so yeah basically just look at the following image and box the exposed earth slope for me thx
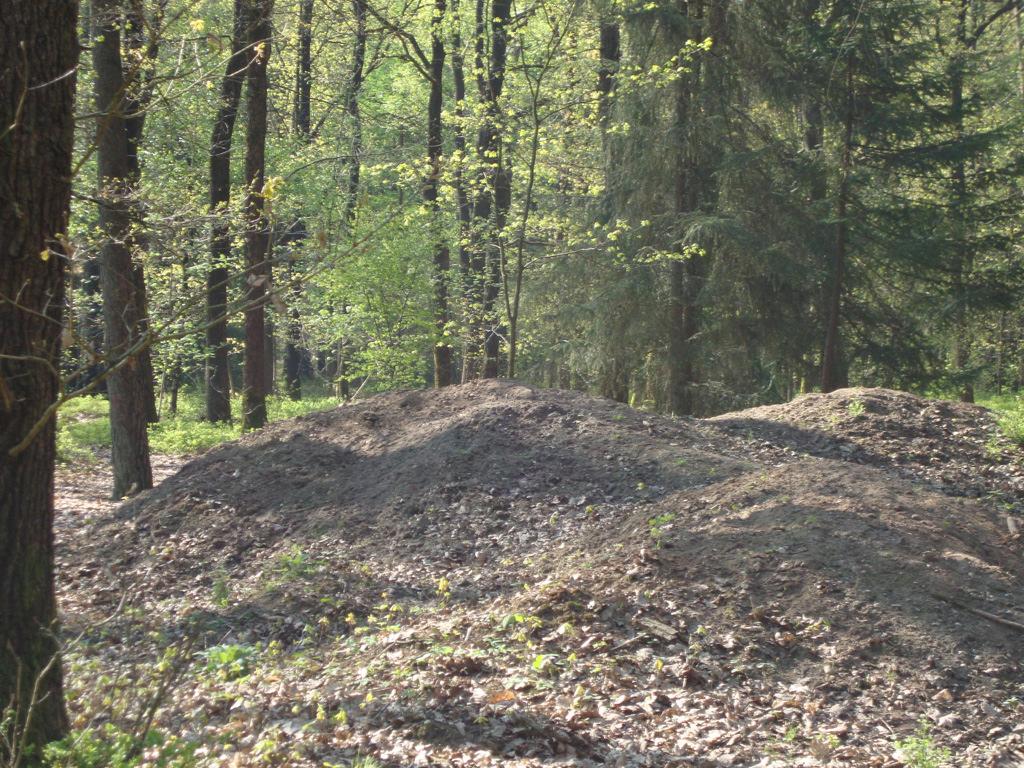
[57,382,1024,767]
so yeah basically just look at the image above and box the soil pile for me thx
[60,381,1024,767]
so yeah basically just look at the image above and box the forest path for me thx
[53,382,1024,767]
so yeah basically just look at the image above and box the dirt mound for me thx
[70,381,1024,766]
[712,387,1024,505]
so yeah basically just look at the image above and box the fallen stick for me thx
[932,592,1024,633]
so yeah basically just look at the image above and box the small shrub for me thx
[648,512,676,546]
[200,643,256,681]
[893,721,951,768]
[274,545,321,580]
[43,724,196,768]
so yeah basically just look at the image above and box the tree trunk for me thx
[344,0,367,229]
[821,58,854,393]
[450,0,474,380]
[124,0,163,425]
[294,0,313,137]
[668,1,697,416]
[94,0,154,498]
[427,0,454,386]
[284,0,314,401]
[283,220,307,401]
[0,0,77,757]
[951,0,974,403]
[466,0,511,381]
[207,0,250,423]
[242,0,274,431]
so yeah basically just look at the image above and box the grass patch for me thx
[977,393,1024,446]
[56,388,343,462]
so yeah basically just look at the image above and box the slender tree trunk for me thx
[94,0,154,498]
[427,0,454,386]
[951,0,974,403]
[0,0,77,756]
[465,0,512,380]
[284,0,313,400]
[821,59,854,393]
[124,0,163,425]
[481,0,512,379]
[597,20,627,401]
[242,0,274,430]
[668,1,696,415]
[294,0,313,136]
[450,0,474,380]
[206,0,249,423]
[283,220,306,401]
[344,0,367,229]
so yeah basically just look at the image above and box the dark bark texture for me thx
[94,0,154,497]
[0,0,78,758]
[427,0,454,386]
[242,0,274,431]
[206,0,250,423]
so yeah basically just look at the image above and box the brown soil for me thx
[56,382,1024,767]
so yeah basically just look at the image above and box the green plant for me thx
[274,545,321,580]
[847,398,866,417]
[648,512,676,546]
[199,644,256,681]
[211,570,231,607]
[893,721,951,768]
[43,724,196,768]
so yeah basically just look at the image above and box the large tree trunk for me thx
[94,0,154,497]
[206,0,250,423]
[0,0,78,757]
[427,0,454,386]
[242,0,274,431]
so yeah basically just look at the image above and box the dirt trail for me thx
[56,382,1024,767]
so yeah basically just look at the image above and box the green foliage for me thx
[648,512,676,546]
[979,394,1024,446]
[893,721,951,768]
[274,545,322,581]
[56,390,340,462]
[200,644,256,681]
[43,724,196,768]
[211,569,231,607]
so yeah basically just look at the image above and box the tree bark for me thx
[950,0,974,403]
[464,0,511,381]
[668,0,698,416]
[427,0,455,386]
[449,0,474,382]
[242,0,274,431]
[344,0,367,229]
[284,0,314,401]
[206,0,250,423]
[124,0,163,424]
[821,58,854,394]
[94,0,154,498]
[0,0,77,757]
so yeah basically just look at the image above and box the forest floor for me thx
[54,382,1024,767]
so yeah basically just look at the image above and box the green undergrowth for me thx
[977,393,1024,447]
[57,387,342,462]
